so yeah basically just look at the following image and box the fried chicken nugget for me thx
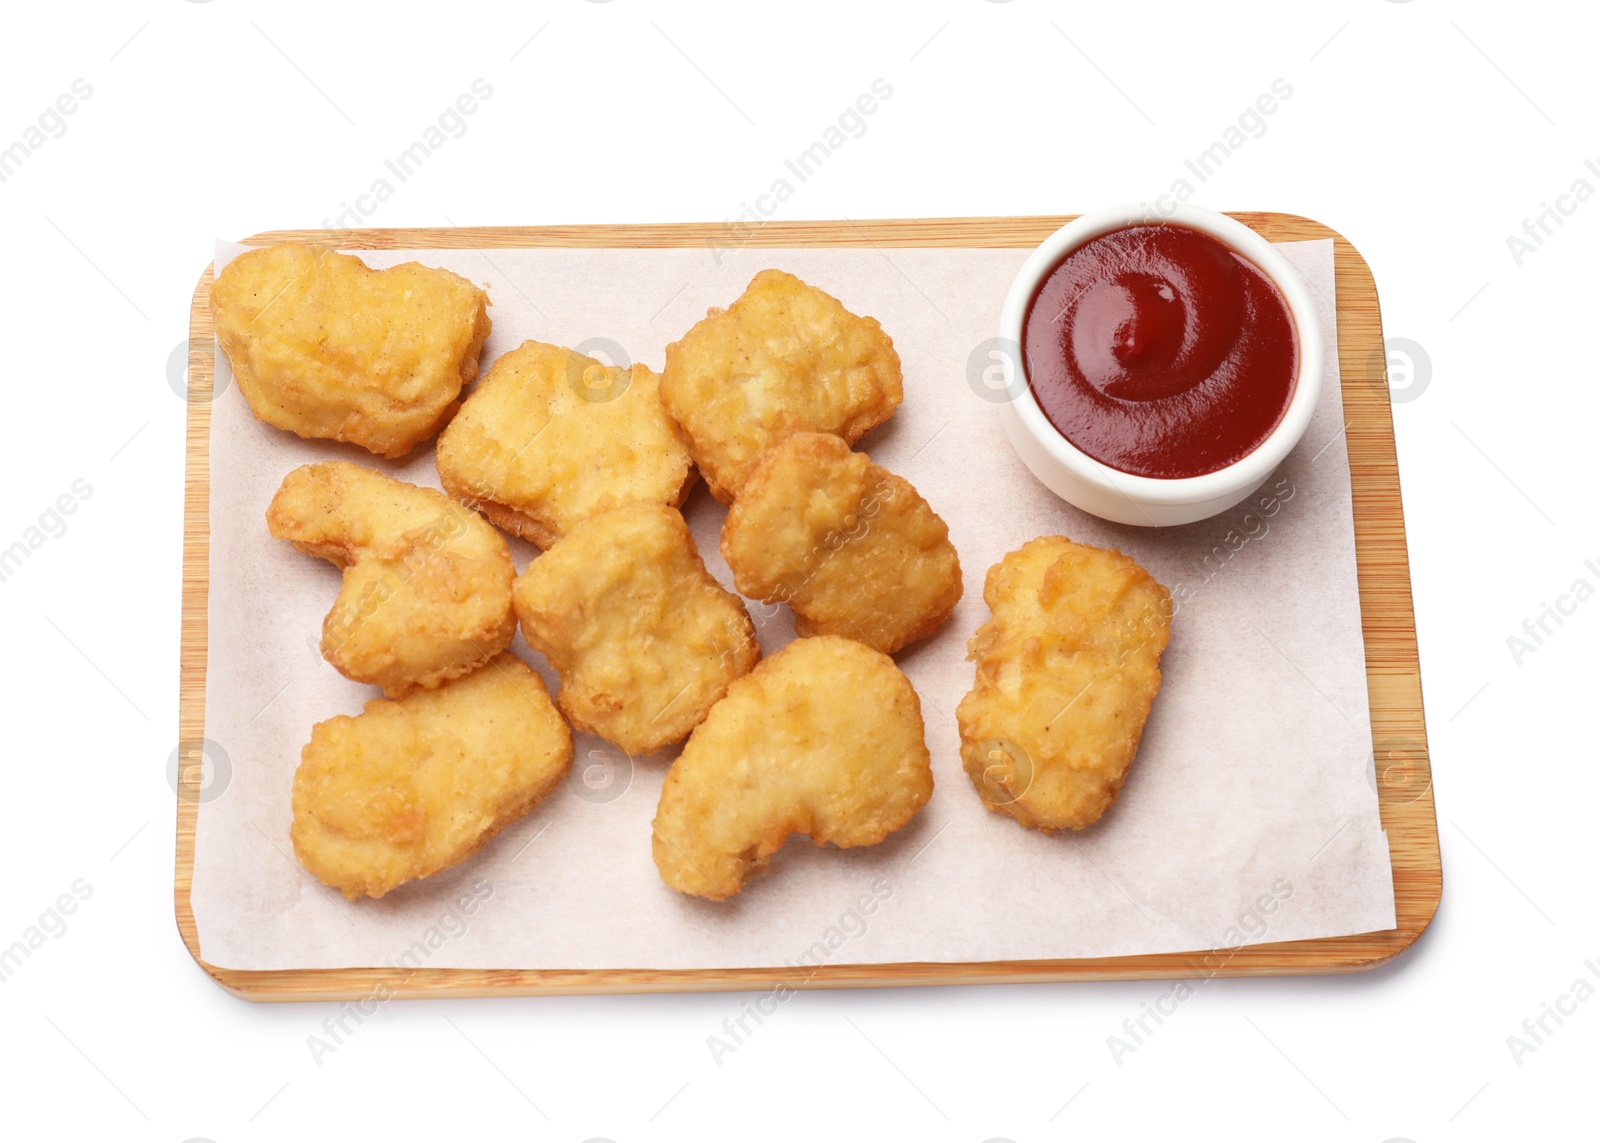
[721,432,961,654]
[267,461,516,698]
[292,654,572,899]
[212,243,491,458]
[659,269,903,503]
[436,340,695,548]
[652,636,933,900]
[956,538,1171,832]
[513,502,760,754]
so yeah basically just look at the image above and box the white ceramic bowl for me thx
[995,202,1323,527]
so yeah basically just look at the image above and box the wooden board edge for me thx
[240,216,1109,250]
[1314,217,1443,954]
[180,215,1440,1000]
[200,948,1412,1003]
[176,263,214,976]
[192,917,1423,1001]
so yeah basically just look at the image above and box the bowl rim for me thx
[997,202,1325,509]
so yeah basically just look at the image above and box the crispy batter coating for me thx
[292,654,572,899]
[652,635,933,900]
[659,269,903,503]
[513,502,759,754]
[212,243,491,458]
[267,461,516,698]
[956,537,1171,832]
[721,432,961,654]
[436,340,695,548]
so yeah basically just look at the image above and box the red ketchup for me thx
[1022,224,1297,479]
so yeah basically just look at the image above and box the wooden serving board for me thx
[177,214,1440,1000]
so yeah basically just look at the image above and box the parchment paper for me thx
[190,236,1396,972]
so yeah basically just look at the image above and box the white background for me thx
[0,1,1591,1140]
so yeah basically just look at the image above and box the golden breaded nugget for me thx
[212,242,490,458]
[292,654,572,899]
[513,502,759,754]
[436,340,694,549]
[267,461,516,698]
[660,269,903,502]
[721,432,961,654]
[956,537,1171,832]
[652,636,932,900]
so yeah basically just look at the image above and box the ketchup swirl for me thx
[1022,223,1297,479]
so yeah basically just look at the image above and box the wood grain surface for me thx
[176,214,1440,1001]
